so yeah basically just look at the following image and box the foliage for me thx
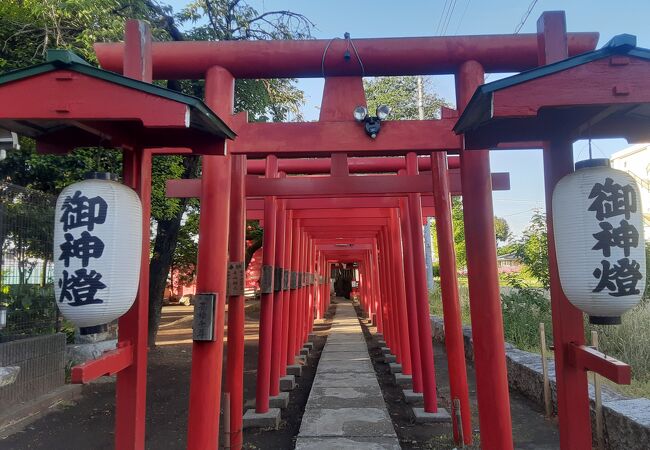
[430,197,510,270]
[0,0,313,345]
[500,275,553,352]
[363,76,447,120]
[589,299,650,396]
[171,207,199,285]
[494,216,511,244]
[513,210,550,289]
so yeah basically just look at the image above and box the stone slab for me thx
[280,375,296,391]
[377,340,387,347]
[327,336,365,344]
[402,389,424,405]
[300,348,310,356]
[323,343,368,353]
[308,333,317,341]
[306,386,385,409]
[299,407,396,437]
[393,372,412,386]
[381,354,397,364]
[295,436,400,449]
[380,347,392,355]
[319,351,370,362]
[412,407,452,423]
[312,372,378,388]
[296,355,307,364]
[269,391,290,409]
[317,359,374,374]
[303,342,314,350]
[242,408,281,429]
[388,363,402,374]
[287,364,303,377]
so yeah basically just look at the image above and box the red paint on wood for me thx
[95,33,598,79]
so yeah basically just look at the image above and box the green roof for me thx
[0,50,236,140]
[454,34,649,134]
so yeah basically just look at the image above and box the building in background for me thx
[610,143,650,238]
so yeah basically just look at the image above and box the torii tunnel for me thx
[3,9,650,450]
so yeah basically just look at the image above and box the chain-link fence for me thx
[0,182,60,342]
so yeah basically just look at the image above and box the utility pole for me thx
[418,76,435,291]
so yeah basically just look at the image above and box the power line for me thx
[435,0,451,36]
[441,0,458,37]
[514,0,540,34]
[454,0,472,35]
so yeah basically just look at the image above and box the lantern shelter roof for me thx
[453,34,650,149]
[0,50,235,153]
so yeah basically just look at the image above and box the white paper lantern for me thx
[553,159,646,324]
[53,173,142,332]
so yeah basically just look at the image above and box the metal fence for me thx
[0,182,59,342]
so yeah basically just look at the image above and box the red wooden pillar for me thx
[538,12,591,450]
[226,154,246,450]
[457,62,513,450]
[371,241,383,332]
[287,219,301,365]
[270,197,286,397]
[431,152,472,444]
[306,238,314,336]
[280,210,293,377]
[379,228,398,357]
[407,153,439,412]
[187,65,234,450]
[115,20,152,450]
[397,199,423,392]
[255,155,278,413]
[295,230,306,353]
[389,210,413,377]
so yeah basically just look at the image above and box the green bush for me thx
[500,285,553,352]
[589,300,650,388]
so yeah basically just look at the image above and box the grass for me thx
[429,281,650,399]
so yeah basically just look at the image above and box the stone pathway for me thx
[295,300,400,449]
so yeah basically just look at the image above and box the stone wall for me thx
[0,334,66,409]
[430,316,650,450]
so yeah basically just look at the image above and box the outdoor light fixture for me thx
[54,172,143,333]
[552,158,646,324]
[0,306,6,330]
[353,104,391,139]
[376,105,391,120]
[353,106,368,122]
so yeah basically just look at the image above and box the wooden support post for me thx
[115,20,152,450]
[255,155,278,413]
[540,322,552,418]
[397,198,422,391]
[592,331,604,450]
[406,153,438,413]
[280,210,293,376]
[457,61,513,449]
[186,66,233,450]
[431,151,472,443]
[270,198,286,397]
[226,154,246,450]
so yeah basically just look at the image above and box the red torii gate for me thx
[3,9,647,450]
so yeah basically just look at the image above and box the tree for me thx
[514,210,550,289]
[0,0,313,346]
[494,216,511,244]
[364,76,447,120]
[431,197,509,272]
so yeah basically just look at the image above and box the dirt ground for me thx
[0,301,333,450]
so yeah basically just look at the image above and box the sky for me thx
[168,0,650,238]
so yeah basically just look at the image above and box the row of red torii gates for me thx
[2,9,649,450]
